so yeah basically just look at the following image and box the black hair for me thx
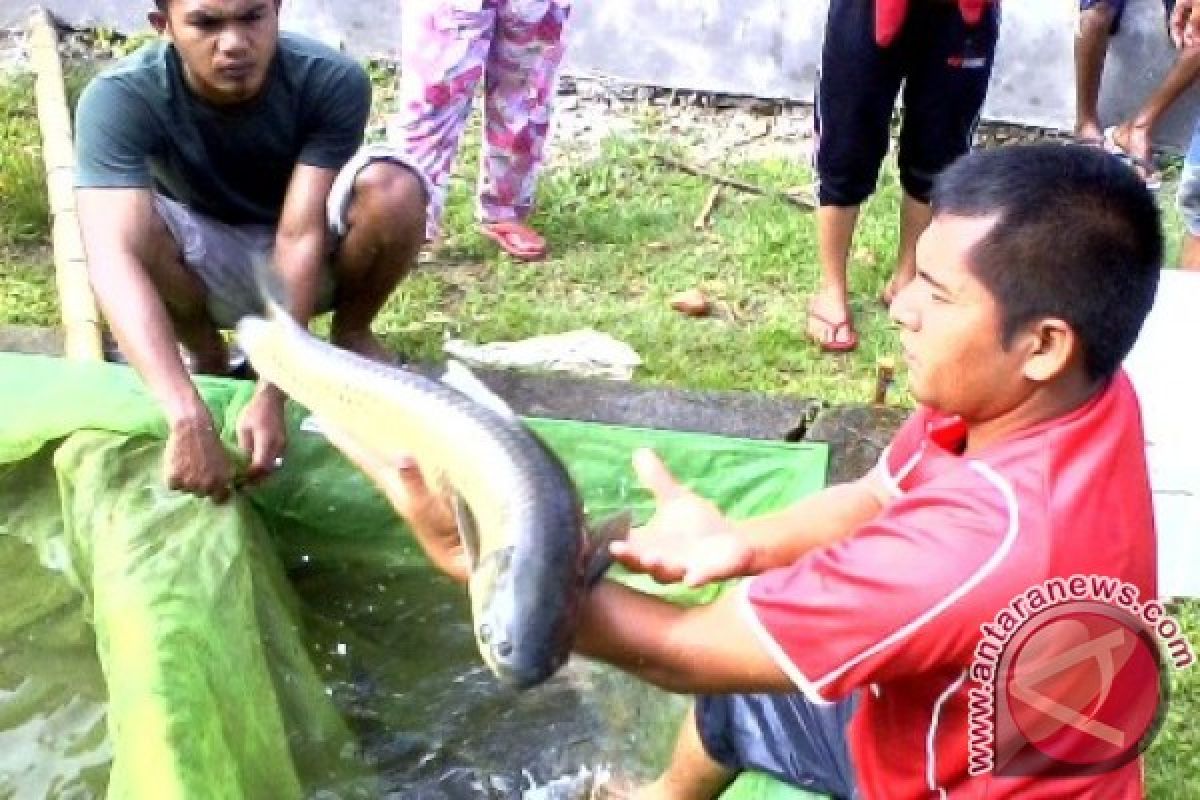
[931,143,1162,381]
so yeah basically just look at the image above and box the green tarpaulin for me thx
[0,352,830,799]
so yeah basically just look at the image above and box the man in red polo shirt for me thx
[328,143,1164,799]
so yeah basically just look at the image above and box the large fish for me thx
[235,272,628,689]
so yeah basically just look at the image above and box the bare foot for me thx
[806,288,857,353]
[331,329,396,364]
[1107,123,1161,187]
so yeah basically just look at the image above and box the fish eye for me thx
[495,640,513,658]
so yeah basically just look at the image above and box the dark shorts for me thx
[695,691,860,799]
[814,0,999,206]
[1079,0,1176,35]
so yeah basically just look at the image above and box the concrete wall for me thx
[3,0,1199,147]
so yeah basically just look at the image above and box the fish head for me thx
[469,538,575,690]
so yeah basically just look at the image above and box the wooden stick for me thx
[873,357,895,405]
[29,7,104,361]
[656,154,816,211]
[693,185,722,230]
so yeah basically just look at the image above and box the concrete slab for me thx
[459,366,824,443]
[0,324,64,356]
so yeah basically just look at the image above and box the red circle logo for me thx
[993,602,1166,776]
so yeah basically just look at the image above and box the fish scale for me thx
[236,289,604,689]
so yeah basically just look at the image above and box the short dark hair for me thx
[931,143,1162,382]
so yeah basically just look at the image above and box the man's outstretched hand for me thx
[608,449,757,587]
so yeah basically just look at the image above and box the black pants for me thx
[814,0,1000,206]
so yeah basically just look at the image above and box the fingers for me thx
[608,538,686,584]
[632,448,683,503]
[240,422,286,484]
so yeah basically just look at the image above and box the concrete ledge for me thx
[0,324,64,356]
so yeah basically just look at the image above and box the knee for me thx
[898,165,936,205]
[350,162,428,241]
[817,167,878,207]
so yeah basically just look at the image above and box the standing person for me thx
[1166,0,1200,269]
[391,0,571,261]
[74,0,428,501]
[1075,0,1199,189]
[328,144,1167,799]
[807,0,999,352]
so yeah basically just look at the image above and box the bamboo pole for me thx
[29,7,104,361]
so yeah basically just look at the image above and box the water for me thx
[292,562,685,798]
[0,532,684,799]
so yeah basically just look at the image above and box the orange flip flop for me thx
[480,221,547,261]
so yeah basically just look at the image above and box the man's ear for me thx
[1021,317,1077,383]
[148,10,169,36]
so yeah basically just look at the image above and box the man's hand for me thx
[323,424,469,582]
[1171,0,1200,48]
[237,383,288,485]
[164,413,233,502]
[608,449,757,587]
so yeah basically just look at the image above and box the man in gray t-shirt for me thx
[74,0,429,502]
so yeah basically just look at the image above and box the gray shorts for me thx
[154,145,431,329]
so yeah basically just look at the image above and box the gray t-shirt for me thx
[74,33,371,225]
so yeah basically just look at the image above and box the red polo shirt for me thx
[744,371,1156,798]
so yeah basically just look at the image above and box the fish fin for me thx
[249,252,291,321]
[451,493,481,570]
[583,509,633,587]
[439,360,518,420]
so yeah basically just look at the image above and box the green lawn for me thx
[0,65,1196,796]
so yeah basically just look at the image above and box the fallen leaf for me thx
[669,288,712,317]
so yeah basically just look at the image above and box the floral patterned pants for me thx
[392,0,572,239]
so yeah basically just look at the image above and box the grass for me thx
[0,65,1197,795]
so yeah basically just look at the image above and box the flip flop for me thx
[1103,126,1163,191]
[806,306,859,353]
[479,221,548,261]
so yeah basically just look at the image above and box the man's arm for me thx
[608,450,890,586]
[77,188,232,500]
[237,164,339,482]
[273,164,337,324]
[733,472,889,571]
[575,582,795,695]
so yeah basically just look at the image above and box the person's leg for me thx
[881,193,933,307]
[640,693,859,800]
[810,0,904,351]
[389,0,494,242]
[636,706,735,800]
[892,1,998,300]
[148,195,285,374]
[327,159,428,361]
[1180,233,1200,269]
[476,0,572,260]
[1075,0,1122,142]
[1109,0,1200,185]
[1176,119,1200,269]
